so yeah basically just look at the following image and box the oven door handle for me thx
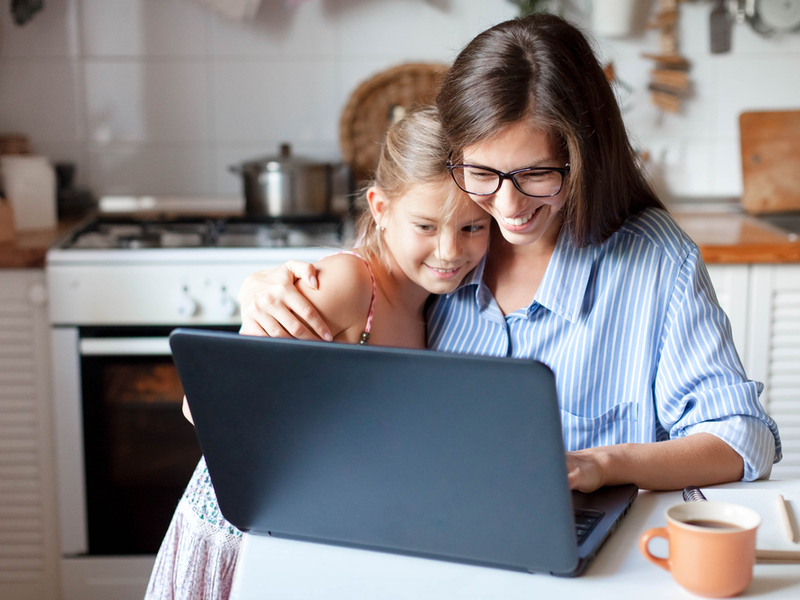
[79,336,172,356]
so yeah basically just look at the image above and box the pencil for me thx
[776,495,798,544]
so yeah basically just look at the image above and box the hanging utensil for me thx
[710,0,733,53]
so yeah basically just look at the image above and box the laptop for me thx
[169,328,637,577]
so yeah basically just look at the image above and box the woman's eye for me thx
[517,171,549,183]
[466,169,493,181]
[519,169,562,183]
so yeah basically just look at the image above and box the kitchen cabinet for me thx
[706,265,750,370]
[707,264,800,479]
[746,265,800,479]
[0,270,60,600]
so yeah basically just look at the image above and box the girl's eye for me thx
[462,224,485,234]
[415,224,435,233]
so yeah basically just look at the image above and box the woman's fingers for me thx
[255,288,330,341]
[239,313,283,337]
[238,262,332,341]
[238,266,296,309]
[252,298,316,340]
[565,449,604,493]
[277,286,333,341]
[283,260,319,290]
[240,297,299,338]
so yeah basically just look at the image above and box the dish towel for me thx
[189,0,262,21]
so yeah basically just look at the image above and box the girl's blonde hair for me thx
[355,106,463,266]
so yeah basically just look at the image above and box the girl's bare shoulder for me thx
[296,252,375,340]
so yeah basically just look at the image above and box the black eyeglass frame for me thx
[446,163,571,198]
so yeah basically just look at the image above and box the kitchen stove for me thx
[46,209,348,600]
[48,215,348,325]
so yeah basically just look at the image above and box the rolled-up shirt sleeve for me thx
[654,247,782,481]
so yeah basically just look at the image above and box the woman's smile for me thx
[496,205,544,229]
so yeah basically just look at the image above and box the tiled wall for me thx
[1,0,799,200]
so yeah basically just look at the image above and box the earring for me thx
[376,223,385,232]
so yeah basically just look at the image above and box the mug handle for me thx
[639,527,670,571]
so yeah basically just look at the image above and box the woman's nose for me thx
[492,178,526,213]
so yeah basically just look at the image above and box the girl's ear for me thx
[366,187,389,227]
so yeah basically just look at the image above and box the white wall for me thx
[1,0,799,200]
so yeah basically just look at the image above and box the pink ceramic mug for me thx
[639,501,761,598]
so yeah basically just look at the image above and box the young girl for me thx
[144,106,491,600]
[237,14,781,494]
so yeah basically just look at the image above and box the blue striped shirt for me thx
[427,208,781,481]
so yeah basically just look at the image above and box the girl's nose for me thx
[435,231,460,262]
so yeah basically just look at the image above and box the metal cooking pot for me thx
[230,143,333,217]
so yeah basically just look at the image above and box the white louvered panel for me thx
[765,268,800,479]
[0,271,58,598]
[705,265,749,371]
[0,317,42,585]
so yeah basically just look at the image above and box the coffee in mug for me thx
[639,501,761,598]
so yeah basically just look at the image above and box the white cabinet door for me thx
[0,270,60,599]
[748,265,800,479]
[706,265,750,373]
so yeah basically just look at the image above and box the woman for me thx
[237,14,781,493]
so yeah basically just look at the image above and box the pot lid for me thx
[240,143,329,171]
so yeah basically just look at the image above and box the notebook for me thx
[169,328,638,577]
[698,488,800,562]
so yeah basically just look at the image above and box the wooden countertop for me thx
[2,212,799,269]
[672,211,800,263]
[0,221,76,269]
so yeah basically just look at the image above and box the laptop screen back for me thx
[170,329,580,574]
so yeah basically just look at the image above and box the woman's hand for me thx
[238,261,333,341]
[566,434,745,493]
[566,447,609,493]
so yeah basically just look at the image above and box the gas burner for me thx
[59,215,346,251]
[216,221,341,248]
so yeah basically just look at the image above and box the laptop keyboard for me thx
[574,508,603,545]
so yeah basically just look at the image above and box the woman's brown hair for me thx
[436,13,664,247]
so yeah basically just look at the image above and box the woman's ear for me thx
[366,187,388,228]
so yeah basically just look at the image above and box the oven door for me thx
[51,325,235,556]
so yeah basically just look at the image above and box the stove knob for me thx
[218,289,238,318]
[176,292,198,317]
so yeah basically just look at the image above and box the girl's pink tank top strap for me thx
[334,251,376,344]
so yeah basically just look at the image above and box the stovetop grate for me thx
[60,215,346,250]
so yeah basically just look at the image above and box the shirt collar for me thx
[446,254,494,311]
[445,227,600,322]
[534,226,600,323]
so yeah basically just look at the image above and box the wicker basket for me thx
[340,62,449,185]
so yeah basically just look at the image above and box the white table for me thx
[230,480,800,599]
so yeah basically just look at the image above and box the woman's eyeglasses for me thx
[447,164,570,198]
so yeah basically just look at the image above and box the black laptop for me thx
[169,328,637,577]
